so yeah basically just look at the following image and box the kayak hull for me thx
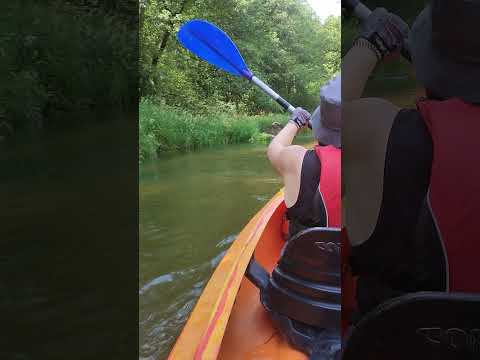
[168,190,306,359]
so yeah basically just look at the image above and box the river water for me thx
[138,136,312,360]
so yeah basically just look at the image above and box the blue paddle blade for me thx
[177,19,253,80]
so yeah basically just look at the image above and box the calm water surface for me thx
[139,139,310,360]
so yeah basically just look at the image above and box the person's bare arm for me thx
[267,122,304,174]
[267,121,307,207]
[342,8,409,104]
[342,41,378,102]
[342,40,400,157]
[342,39,400,125]
[267,109,310,207]
[342,8,410,242]
[343,98,400,244]
[268,107,310,175]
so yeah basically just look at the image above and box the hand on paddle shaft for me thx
[357,8,410,61]
[288,108,311,129]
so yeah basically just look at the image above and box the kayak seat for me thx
[268,226,341,328]
[341,291,480,360]
[246,227,341,358]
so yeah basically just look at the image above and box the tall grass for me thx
[139,99,288,162]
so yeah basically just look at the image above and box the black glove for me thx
[358,8,409,60]
[289,107,311,129]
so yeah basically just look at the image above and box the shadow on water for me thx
[139,136,312,360]
[1,116,137,360]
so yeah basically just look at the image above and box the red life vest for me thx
[315,145,356,333]
[417,98,480,293]
[315,145,341,227]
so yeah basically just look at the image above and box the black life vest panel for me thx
[286,145,341,238]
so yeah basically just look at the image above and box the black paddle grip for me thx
[342,0,359,12]
[276,97,291,112]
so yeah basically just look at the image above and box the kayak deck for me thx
[168,190,306,359]
[218,280,306,360]
[216,189,306,359]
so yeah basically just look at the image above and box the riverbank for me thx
[139,100,293,162]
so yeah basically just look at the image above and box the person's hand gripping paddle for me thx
[177,19,311,125]
[342,0,412,62]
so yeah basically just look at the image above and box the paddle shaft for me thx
[250,76,295,113]
[343,0,412,62]
[251,76,311,128]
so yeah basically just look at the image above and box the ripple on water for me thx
[210,250,227,268]
[139,274,174,295]
[139,244,230,359]
[253,194,269,202]
[140,280,206,360]
[139,247,228,297]
[215,234,236,248]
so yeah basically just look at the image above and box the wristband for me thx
[289,119,302,129]
[353,37,382,61]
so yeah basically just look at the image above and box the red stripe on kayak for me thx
[193,200,278,359]
[194,264,239,360]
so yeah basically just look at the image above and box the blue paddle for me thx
[177,19,296,114]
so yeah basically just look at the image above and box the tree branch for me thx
[151,0,192,67]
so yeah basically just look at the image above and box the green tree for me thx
[140,0,341,114]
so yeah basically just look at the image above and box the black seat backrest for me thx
[267,227,341,328]
[278,226,340,284]
[342,292,480,360]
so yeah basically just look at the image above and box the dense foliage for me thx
[0,1,137,136]
[140,0,340,114]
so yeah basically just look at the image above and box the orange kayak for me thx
[168,189,308,359]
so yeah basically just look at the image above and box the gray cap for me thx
[409,1,480,103]
[311,72,341,148]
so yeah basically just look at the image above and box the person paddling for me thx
[343,0,480,318]
[267,73,341,239]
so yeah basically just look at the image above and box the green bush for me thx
[139,100,289,162]
[0,1,137,134]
